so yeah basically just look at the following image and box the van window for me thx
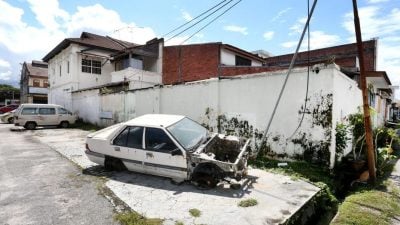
[58,108,70,115]
[21,108,37,115]
[39,108,56,115]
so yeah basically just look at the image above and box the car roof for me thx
[124,114,185,128]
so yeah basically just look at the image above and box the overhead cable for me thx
[287,0,312,140]
[180,0,242,44]
[161,0,228,38]
[166,0,235,43]
[260,0,318,147]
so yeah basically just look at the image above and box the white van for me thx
[14,104,77,130]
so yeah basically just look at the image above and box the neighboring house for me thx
[163,43,265,84]
[42,32,163,111]
[20,60,48,104]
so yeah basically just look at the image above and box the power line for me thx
[287,0,312,140]
[260,0,318,147]
[165,0,235,43]
[161,0,228,38]
[180,0,242,44]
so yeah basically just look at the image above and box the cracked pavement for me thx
[30,126,320,225]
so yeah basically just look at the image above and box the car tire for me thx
[193,173,218,190]
[60,121,69,128]
[25,122,36,130]
[104,156,126,171]
[7,117,13,124]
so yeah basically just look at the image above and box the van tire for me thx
[7,117,14,124]
[59,121,69,128]
[25,122,36,130]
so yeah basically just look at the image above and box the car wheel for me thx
[7,117,14,124]
[60,121,69,128]
[104,156,126,171]
[25,122,36,130]
[193,173,218,190]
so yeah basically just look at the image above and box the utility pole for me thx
[352,0,376,183]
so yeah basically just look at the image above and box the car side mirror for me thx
[171,148,182,156]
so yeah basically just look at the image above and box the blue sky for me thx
[0,0,399,96]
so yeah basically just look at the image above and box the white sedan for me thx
[85,114,250,188]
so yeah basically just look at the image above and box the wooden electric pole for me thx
[352,0,376,183]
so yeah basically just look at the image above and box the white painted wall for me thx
[72,64,364,167]
[111,67,162,89]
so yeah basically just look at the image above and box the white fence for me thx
[72,64,362,167]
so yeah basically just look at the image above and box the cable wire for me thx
[161,0,228,38]
[180,0,242,44]
[165,0,235,43]
[260,0,318,147]
[287,0,312,140]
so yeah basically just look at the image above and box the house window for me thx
[82,59,101,74]
[33,79,40,87]
[59,65,62,76]
[235,55,251,66]
[43,80,49,88]
[67,61,70,74]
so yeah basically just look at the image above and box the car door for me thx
[111,126,145,173]
[143,127,187,180]
[38,107,58,125]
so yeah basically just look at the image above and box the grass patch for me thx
[189,208,201,217]
[70,119,102,132]
[238,198,258,207]
[331,188,400,225]
[115,211,163,225]
[175,221,184,225]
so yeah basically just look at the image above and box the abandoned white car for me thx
[85,114,250,188]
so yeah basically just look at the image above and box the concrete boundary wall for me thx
[72,64,363,167]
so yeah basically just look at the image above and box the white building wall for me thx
[72,89,100,125]
[72,65,363,167]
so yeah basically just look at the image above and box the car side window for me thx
[113,127,129,146]
[127,127,143,149]
[21,108,37,115]
[145,127,178,152]
[39,108,56,115]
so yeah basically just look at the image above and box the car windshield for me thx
[167,117,208,151]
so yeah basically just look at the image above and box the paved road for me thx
[0,123,118,225]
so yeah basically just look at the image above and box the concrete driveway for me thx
[0,123,118,225]
[31,127,320,225]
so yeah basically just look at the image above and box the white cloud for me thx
[223,25,248,35]
[281,31,340,49]
[263,31,274,41]
[289,16,308,34]
[281,41,297,48]
[181,10,193,22]
[271,7,291,22]
[27,0,69,30]
[343,6,400,40]
[366,0,389,3]
[0,71,12,80]
[0,59,11,68]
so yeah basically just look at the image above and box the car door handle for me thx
[114,147,120,151]
[146,152,153,158]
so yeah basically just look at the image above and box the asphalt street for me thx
[0,123,118,225]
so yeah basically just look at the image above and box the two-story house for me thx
[42,32,163,111]
[20,60,48,104]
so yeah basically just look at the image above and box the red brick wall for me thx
[265,40,377,71]
[220,66,280,77]
[163,43,220,84]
